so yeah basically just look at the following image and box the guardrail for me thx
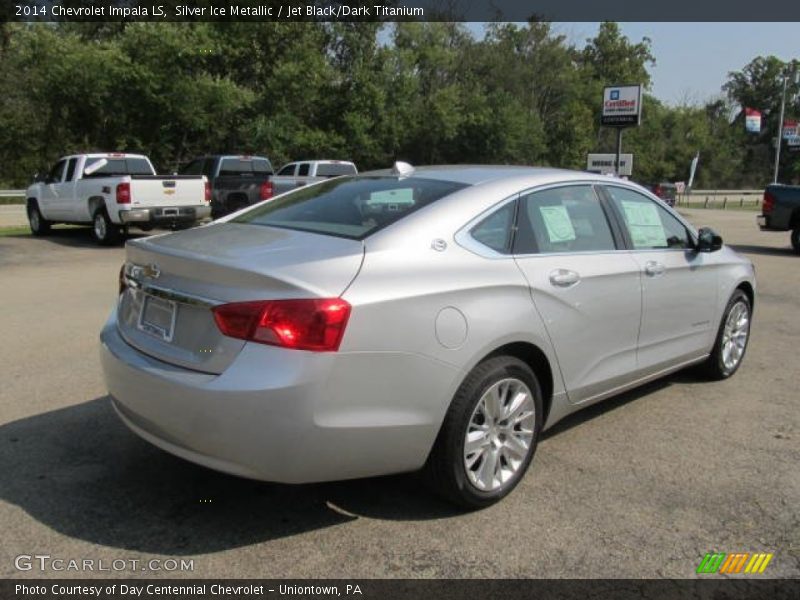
[0,190,25,198]
[677,189,763,209]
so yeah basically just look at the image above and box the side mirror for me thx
[696,227,723,252]
[32,171,43,183]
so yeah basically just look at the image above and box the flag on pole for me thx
[688,152,700,189]
[745,108,761,133]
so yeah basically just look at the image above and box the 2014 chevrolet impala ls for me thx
[100,164,755,508]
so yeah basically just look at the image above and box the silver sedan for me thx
[100,164,755,508]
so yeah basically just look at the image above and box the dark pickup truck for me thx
[758,184,800,253]
[178,155,274,219]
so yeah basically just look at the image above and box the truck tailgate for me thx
[129,176,206,207]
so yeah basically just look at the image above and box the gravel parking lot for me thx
[0,209,797,579]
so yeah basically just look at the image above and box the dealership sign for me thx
[745,108,761,133]
[587,153,633,176]
[783,119,798,139]
[601,85,642,126]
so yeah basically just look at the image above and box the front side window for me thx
[514,185,616,254]
[277,164,296,176]
[47,160,66,183]
[604,186,691,250]
[470,201,516,254]
[233,176,467,240]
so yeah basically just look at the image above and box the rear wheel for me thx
[27,201,51,235]
[424,356,543,509]
[92,208,121,246]
[700,290,751,380]
[791,228,800,254]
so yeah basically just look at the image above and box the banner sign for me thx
[783,119,798,139]
[745,108,761,133]
[601,85,642,127]
[586,153,633,176]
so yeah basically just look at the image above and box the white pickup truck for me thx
[25,153,211,245]
[271,160,358,196]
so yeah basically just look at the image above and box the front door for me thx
[601,185,718,370]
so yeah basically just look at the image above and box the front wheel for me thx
[27,201,51,235]
[91,208,121,246]
[701,290,752,380]
[424,356,543,509]
[791,228,800,254]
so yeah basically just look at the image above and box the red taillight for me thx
[762,190,775,214]
[116,182,131,204]
[259,180,274,200]
[212,298,351,352]
[204,180,211,202]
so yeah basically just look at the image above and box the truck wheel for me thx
[791,229,800,254]
[424,356,543,509]
[92,208,121,246]
[27,201,51,235]
[700,290,751,380]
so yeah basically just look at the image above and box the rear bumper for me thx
[757,214,785,231]
[99,310,457,483]
[120,205,211,226]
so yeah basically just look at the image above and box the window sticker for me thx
[620,200,667,248]
[539,205,576,243]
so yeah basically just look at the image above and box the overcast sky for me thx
[555,22,799,105]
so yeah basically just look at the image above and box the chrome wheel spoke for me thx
[720,301,749,370]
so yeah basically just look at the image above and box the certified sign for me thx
[601,85,642,126]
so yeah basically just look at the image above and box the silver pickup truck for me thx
[25,153,210,245]
[271,160,357,196]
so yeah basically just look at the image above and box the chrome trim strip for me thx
[124,276,220,308]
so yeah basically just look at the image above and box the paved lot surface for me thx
[0,204,27,228]
[0,210,798,579]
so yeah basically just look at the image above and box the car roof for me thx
[362,165,599,186]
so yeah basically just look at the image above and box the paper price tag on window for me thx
[620,200,667,248]
[539,205,576,243]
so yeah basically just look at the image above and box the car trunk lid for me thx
[117,223,364,374]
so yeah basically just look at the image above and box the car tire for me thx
[791,228,800,254]
[92,208,121,246]
[27,200,51,236]
[424,356,543,509]
[700,290,751,380]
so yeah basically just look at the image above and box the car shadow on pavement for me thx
[0,396,461,555]
[729,243,796,257]
[6,228,149,248]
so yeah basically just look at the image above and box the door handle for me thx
[644,261,666,276]
[549,269,580,287]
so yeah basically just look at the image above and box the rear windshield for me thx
[219,158,273,177]
[83,158,154,178]
[233,176,467,240]
[316,163,357,177]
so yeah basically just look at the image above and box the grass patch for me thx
[0,226,30,237]
[0,197,25,205]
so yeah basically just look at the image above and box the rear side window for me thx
[604,186,691,250]
[297,163,310,176]
[233,176,467,240]
[316,163,357,177]
[218,158,273,177]
[83,158,154,178]
[514,185,616,254]
[470,202,516,254]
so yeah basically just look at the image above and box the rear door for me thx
[512,184,642,403]
[601,185,718,370]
